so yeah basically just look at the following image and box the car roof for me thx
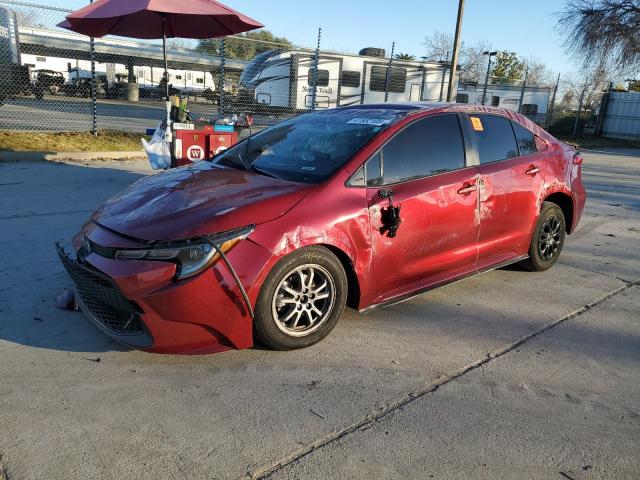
[325,102,547,137]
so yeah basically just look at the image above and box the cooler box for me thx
[172,123,239,167]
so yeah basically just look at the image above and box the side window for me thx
[381,115,466,184]
[491,96,500,107]
[341,70,361,88]
[308,69,329,87]
[365,152,383,187]
[456,93,469,104]
[370,66,407,93]
[511,121,537,156]
[469,114,518,164]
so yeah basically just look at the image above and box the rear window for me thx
[469,114,518,164]
[511,121,537,156]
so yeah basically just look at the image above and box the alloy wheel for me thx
[538,215,562,261]
[271,264,336,337]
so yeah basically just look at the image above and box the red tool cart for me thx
[171,123,239,168]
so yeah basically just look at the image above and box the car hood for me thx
[92,163,311,242]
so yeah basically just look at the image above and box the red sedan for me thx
[58,103,586,354]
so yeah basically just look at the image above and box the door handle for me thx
[525,166,540,176]
[457,184,478,195]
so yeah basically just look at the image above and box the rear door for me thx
[465,114,546,266]
[365,114,480,300]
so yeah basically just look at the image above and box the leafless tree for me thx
[558,0,640,74]
[422,31,492,83]
[524,58,557,87]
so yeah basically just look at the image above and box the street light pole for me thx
[446,0,465,102]
[481,51,497,105]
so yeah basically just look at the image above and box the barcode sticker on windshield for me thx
[347,118,393,126]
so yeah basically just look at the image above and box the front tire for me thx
[520,201,566,271]
[254,246,347,350]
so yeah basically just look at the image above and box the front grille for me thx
[57,246,145,336]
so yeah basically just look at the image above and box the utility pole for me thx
[446,0,465,102]
[480,51,497,105]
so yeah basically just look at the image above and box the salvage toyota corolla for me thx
[57,103,585,354]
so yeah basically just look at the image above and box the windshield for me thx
[216,108,404,183]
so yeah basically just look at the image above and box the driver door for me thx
[365,114,480,303]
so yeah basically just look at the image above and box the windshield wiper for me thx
[252,165,282,180]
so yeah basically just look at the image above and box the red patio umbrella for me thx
[58,0,263,100]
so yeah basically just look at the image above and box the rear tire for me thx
[254,246,347,351]
[520,201,566,272]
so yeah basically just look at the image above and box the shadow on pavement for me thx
[0,160,147,353]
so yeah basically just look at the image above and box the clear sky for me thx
[49,0,577,76]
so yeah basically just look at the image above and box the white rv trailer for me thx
[21,53,217,93]
[456,82,552,120]
[239,48,454,110]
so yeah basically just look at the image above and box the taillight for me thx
[573,152,583,165]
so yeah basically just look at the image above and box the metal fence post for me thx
[572,82,587,138]
[439,52,449,102]
[595,81,613,136]
[89,0,97,135]
[517,65,528,113]
[384,41,395,103]
[310,27,322,111]
[546,73,561,127]
[218,37,226,116]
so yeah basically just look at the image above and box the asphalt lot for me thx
[0,96,282,132]
[0,149,638,479]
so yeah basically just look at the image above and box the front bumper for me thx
[57,244,154,349]
[57,223,275,354]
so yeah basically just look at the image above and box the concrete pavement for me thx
[0,149,638,479]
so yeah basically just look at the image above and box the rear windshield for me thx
[216,109,405,183]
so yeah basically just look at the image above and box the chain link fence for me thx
[0,0,638,146]
[0,1,453,134]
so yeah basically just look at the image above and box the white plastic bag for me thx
[142,124,171,170]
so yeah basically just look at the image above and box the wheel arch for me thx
[543,191,575,233]
[319,243,361,309]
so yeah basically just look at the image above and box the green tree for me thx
[629,80,640,91]
[491,51,525,82]
[395,53,416,61]
[197,30,292,61]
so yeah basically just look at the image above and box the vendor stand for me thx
[59,0,263,169]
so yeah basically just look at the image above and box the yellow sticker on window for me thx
[470,116,484,132]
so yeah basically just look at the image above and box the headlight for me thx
[114,225,255,281]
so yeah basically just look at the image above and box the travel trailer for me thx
[456,82,552,121]
[22,54,217,94]
[239,48,454,110]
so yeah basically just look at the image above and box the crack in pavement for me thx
[245,280,637,480]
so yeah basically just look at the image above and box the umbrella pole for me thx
[162,15,169,101]
[161,14,171,129]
